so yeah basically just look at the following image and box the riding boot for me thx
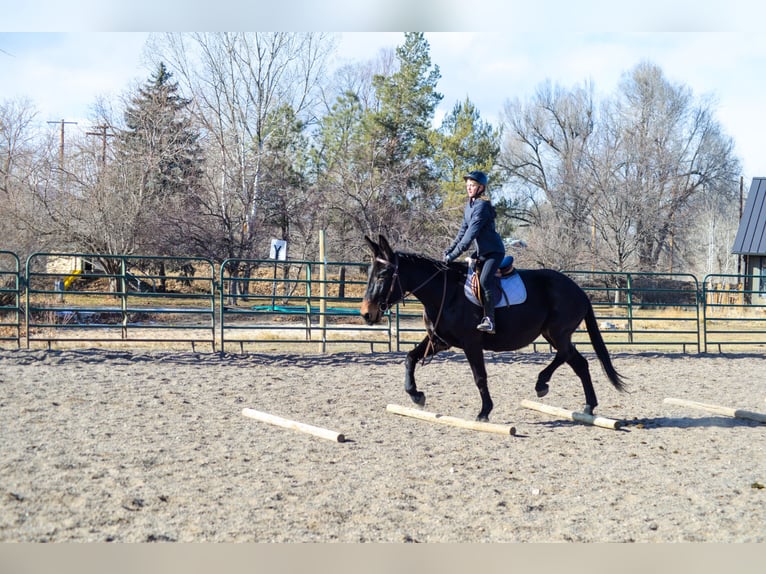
[477,289,496,334]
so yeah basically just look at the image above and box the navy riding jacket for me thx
[445,197,505,261]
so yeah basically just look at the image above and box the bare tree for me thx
[147,32,334,263]
[30,63,205,286]
[606,62,740,272]
[499,62,741,274]
[32,111,143,275]
[498,80,597,270]
[689,180,743,277]
[0,97,61,260]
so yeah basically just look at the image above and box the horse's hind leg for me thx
[535,337,598,413]
[404,335,449,407]
[565,347,598,414]
[534,336,568,398]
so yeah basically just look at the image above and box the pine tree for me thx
[312,33,450,252]
[371,32,443,171]
[115,62,204,255]
[433,97,501,210]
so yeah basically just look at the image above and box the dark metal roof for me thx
[732,177,766,255]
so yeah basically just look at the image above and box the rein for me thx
[376,254,444,312]
[421,272,448,367]
[377,254,449,365]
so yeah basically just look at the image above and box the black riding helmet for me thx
[463,170,488,188]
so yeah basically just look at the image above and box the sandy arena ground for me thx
[1,347,764,542]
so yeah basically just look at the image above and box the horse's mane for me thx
[395,251,468,281]
[396,250,438,264]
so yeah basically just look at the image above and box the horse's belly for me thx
[485,314,544,352]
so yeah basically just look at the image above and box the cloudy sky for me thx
[2,1,765,182]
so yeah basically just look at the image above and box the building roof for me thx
[732,177,766,255]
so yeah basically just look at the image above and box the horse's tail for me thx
[583,304,626,392]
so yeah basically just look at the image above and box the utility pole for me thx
[738,176,744,277]
[86,125,115,166]
[47,119,78,169]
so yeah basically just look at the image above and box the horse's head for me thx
[360,235,401,325]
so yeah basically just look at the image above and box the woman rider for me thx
[443,170,505,334]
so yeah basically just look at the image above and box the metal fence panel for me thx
[0,251,21,348]
[394,270,704,353]
[3,248,766,355]
[25,253,216,350]
[219,258,391,353]
[563,270,702,353]
[702,273,766,352]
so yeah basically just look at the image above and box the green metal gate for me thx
[25,253,216,350]
[219,258,391,353]
[563,270,701,353]
[0,251,21,348]
[702,273,766,352]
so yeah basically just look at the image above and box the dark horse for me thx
[360,235,625,422]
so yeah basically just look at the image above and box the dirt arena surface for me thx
[1,347,764,542]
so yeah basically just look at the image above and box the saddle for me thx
[465,256,527,308]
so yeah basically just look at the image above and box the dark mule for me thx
[360,235,625,421]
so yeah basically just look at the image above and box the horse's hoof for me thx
[409,392,426,407]
[536,386,549,398]
[476,415,489,422]
[583,405,593,415]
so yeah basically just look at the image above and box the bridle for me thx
[375,253,444,313]
[374,253,449,365]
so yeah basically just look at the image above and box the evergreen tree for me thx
[432,97,501,210]
[371,32,443,187]
[257,104,317,260]
[314,33,445,254]
[115,62,204,256]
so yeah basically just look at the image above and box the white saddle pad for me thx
[464,271,527,308]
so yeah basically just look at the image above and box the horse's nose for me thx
[360,300,378,324]
[360,301,371,323]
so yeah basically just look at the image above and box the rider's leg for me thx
[477,255,501,333]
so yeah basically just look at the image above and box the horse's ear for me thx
[364,235,381,257]
[378,235,395,261]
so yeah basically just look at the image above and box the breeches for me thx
[479,254,502,296]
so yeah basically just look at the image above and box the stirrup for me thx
[476,316,495,334]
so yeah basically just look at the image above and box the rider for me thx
[443,170,505,334]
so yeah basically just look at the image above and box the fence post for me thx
[120,256,128,340]
[0,251,22,349]
[698,282,706,353]
[219,260,229,354]
[625,273,634,343]
[55,278,65,302]
[318,230,327,353]
[338,267,346,299]
[305,262,312,340]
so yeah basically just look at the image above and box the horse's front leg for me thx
[404,335,449,407]
[464,345,493,421]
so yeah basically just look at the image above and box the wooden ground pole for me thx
[242,408,346,442]
[664,398,766,424]
[520,399,623,430]
[386,404,516,435]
